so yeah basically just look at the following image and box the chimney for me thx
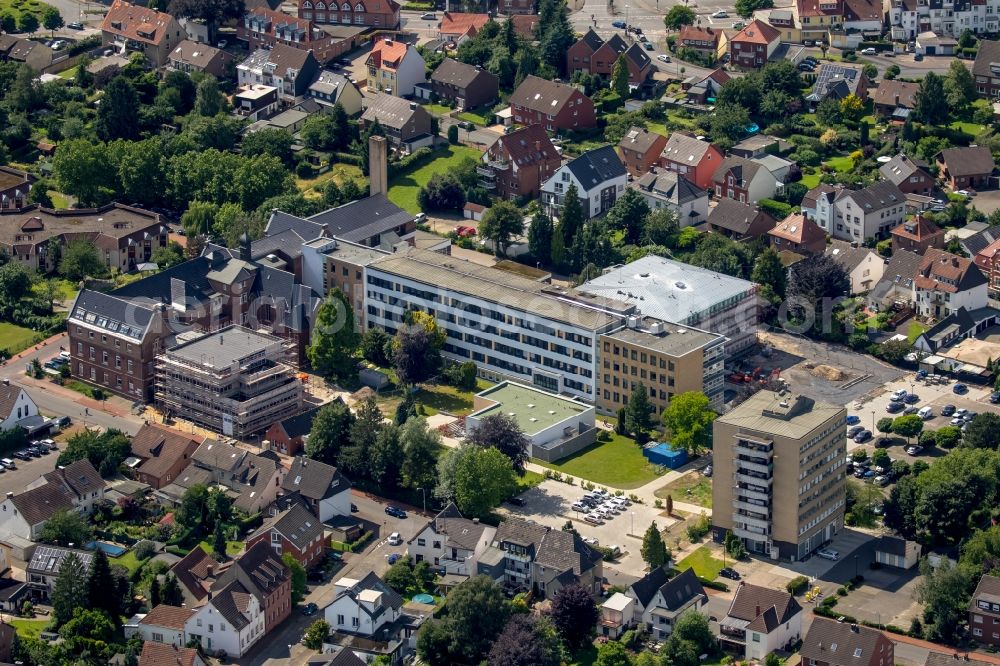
[473,517,479,524]
[894,94,900,105]
[851,624,860,633]
[369,135,388,197]
[755,605,761,617]
[5,492,11,499]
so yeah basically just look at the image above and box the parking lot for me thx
[502,479,679,575]
[0,437,64,497]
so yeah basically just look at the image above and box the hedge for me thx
[700,577,729,592]
[786,575,810,595]
[387,147,435,177]
[758,199,793,219]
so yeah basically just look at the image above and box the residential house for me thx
[768,213,827,256]
[263,407,318,456]
[915,31,957,56]
[753,153,795,184]
[566,29,652,85]
[213,540,291,633]
[706,198,776,240]
[631,169,709,226]
[478,124,561,201]
[753,8,802,43]
[659,133,724,190]
[915,248,989,319]
[871,80,920,119]
[324,572,424,663]
[843,0,883,32]
[168,40,233,77]
[874,535,920,569]
[246,502,326,567]
[0,35,53,71]
[911,306,1000,353]
[974,237,1000,297]
[973,39,1000,99]
[925,655,993,666]
[0,385,39,432]
[683,68,730,104]
[428,58,498,110]
[797,0,844,41]
[801,183,842,232]
[719,582,803,661]
[625,567,707,640]
[936,146,994,190]
[296,0,400,29]
[240,7,357,64]
[961,225,1000,257]
[408,503,497,575]
[26,546,94,600]
[237,45,321,104]
[307,70,364,116]
[233,85,280,121]
[712,156,779,205]
[887,0,921,42]
[970,574,1000,646]
[677,25,727,60]
[138,605,196,648]
[507,13,538,36]
[800,617,894,666]
[185,579,265,658]
[360,94,434,153]
[483,516,603,597]
[182,440,283,514]
[366,38,425,97]
[509,75,596,132]
[730,135,790,160]
[891,215,945,254]
[25,458,106,516]
[618,127,668,177]
[498,0,536,14]
[826,240,885,294]
[540,145,628,219]
[0,166,33,211]
[129,423,204,490]
[438,12,490,42]
[806,63,869,105]
[879,154,934,195]
[832,181,907,241]
[0,203,167,274]
[867,248,923,311]
[170,547,222,608]
[729,20,781,69]
[101,0,186,67]
[0,482,75,541]
[280,456,352,522]
[600,593,636,639]
[139,642,205,666]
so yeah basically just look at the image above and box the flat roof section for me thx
[165,325,284,370]
[605,320,721,358]
[470,382,589,436]
[716,390,844,439]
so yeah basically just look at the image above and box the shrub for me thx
[700,578,729,591]
[133,540,155,561]
[786,575,810,595]
[820,596,839,608]
[296,161,315,178]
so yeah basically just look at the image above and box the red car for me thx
[455,225,477,238]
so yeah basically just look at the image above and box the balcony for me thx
[734,442,773,458]
[481,180,496,190]
[734,485,770,502]
[476,165,496,178]
[733,499,770,514]
[735,471,772,486]
[733,512,770,530]
[732,526,770,540]
[735,458,772,475]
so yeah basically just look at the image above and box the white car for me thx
[387,532,402,546]
[860,47,877,55]
[657,54,671,62]
[584,514,603,525]
[890,388,908,401]
[711,10,728,17]
[816,548,840,561]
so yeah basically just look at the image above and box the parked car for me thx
[875,475,892,487]
[732,20,746,29]
[572,502,589,512]
[890,389,908,401]
[387,532,402,546]
[584,514,603,525]
[860,47,877,54]
[941,404,956,416]
[216,39,228,49]
[954,383,969,394]
[67,21,83,29]
[902,406,919,415]
[720,567,741,580]
[875,437,893,448]
[956,407,968,417]
[657,54,671,62]
[846,415,860,425]
[385,506,407,519]
[612,19,626,27]
[703,465,713,477]
[847,425,864,438]
[991,392,1000,404]
[903,393,919,404]
[644,42,654,50]
[455,225,477,237]
[506,496,525,507]
[914,53,924,61]
[817,548,840,561]
[301,602,318,616]
[387,553,401,564]
[905,445,923,455]
[886,401,904,413]
[711,10,728,17]
[421,12,437,18]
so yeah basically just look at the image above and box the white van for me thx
[0,458,15,470]
[918,406,933,420]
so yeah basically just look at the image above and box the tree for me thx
[528,212,554,264]
[361,327,391,366]
[149,575,162,608]
[177,484,210,534]
[839,94,864,122]
[451,445,517,518]
[735,0,773,17]
[550,219,567,270]
[180,200,218,237]
[303,619,331,650]
[42,6,62,35]
[283,553,307,603]
[151,242,185,269]
[611,54,630,100]
[0,262,32,302]
[962,412,1000,449]
[87,549,120,621]
[51,552,88,627]
[643,208,678,246]
[945,58,976,111]
[53,139,114,207]
[914,72,948,125]
[673,612,715,654]
[308,289,359,379]
[418,173,466,212]
[162,573,183,607]
[625,383,654,441]
[241,128,295,166]
[39,508,93,547]
[401,416,441,490]
[641,522,669,568]
[664,4,695,29]
[59,607,115,655]
[97,77,141,141]
[752,247,786,304]
[604,188,650,245]
[394,324,441,386]
[341,394,383,477]
[212,521,227,559]
[17,12,38,33]
[916,558,975,642]
[465,413,529,475]
[307,399,355,464]
[194,75,225,116]
[385,558,419,595]
[935,425,962,449]
[480,201,524,257]
[488,614,563,666]
[417,576,510,665]
[892,414,924,442]
[549,583,598,649]
[0,12,14,32]
[662,392,716,453]
[559,183,583,248]
[595,641,632,666]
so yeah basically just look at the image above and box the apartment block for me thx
[364,247,633,402]
[712,391,847,561]
[598,316,725,416]
[154,326,304,438]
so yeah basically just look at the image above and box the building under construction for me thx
[154,325,303,438]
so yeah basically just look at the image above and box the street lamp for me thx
[871,410,875,434]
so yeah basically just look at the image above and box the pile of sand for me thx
[810,364,847,381]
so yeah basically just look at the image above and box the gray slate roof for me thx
[727,582,802,626]
[834,180,905,212]
[708,198,775,236]
[10,482,74,526]
[629,565,670,608]
[282,455,350,502]
[826,239,879,272]
[430,57,496,89]
[307,194,414,246]
[633,170,704,207]
[657,567,706,612]
[250,502,324,549]
[361,93,426,130]
[800,616,889,665]
[937,146,995,177]
[564,145,626,191]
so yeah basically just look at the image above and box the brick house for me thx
[246,502,326,567]
[871,80,920,118]
[168,40,233,78]
[130,423,204,490]
[213,541,291,634]
[618,127,668,177]
[659,133,724,190]
[239,7,355,65]
[879,154,934,195]
[509,75,596,131]
[237,45,321,103]
[890,215,945,255]
[280,456,352,522]
[438,12,489,43]
[478,124,561,200]
[360,94,434,152]
[768,213,827,256]
[729,20,781,69]
[0,166,33,211]
[800,617,894,666]
[973,39,1000,99]
[970,574,1000,646]
[915,248,989,319]
[706,198,776,240]
[712,156,779,204]
[936,146,995,190]
[428,58,499,111]
[974,238,1000,297]
[678,25,726,59]
[101,0,186,67]
[296,0,400,29]
[566,29,651,85]
[263,407,318,456]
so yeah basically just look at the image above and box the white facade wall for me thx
[365,270,603,401]
[636,190,710,227]
[540,167,628,219]
[0,501,34,541]
[185,596,264,658]
[318,489,352,523]
[324,592,400,635]
[745,613,802,661]
[916,282,988,318]
[138,622,186,648]
[833,197,906,242]
[466,404,595,448]
[391,49,428,97]
[0,390,37,430]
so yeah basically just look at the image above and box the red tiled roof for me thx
[139,641,201,666]
[732,19,781,44]
[140,604,196,631]
[679,25,719,44]
[367,38,409,70]
[440,11,489,37]
[101,0,178,46]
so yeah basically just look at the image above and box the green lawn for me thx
[420,102,453,116]
[296,163,365,199]
[800,171,821,189]
[198,540,245,557]
[9,618,49,640]
[532,433,664,489]
[824,155,854,173]
[414,378,492,416]
[388,145,482,214]
[48,190,71,209]
[515,470,544,493]
[907,321,928,343]
[64,379,97,398]
[655,474,712,508]
[0,0,57,22]
[111,550,146,574]
[32,278,78,305]
[677,545,725,580]
[950,120,987,136]
[0,321,41,356]
[454,109,493,126]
